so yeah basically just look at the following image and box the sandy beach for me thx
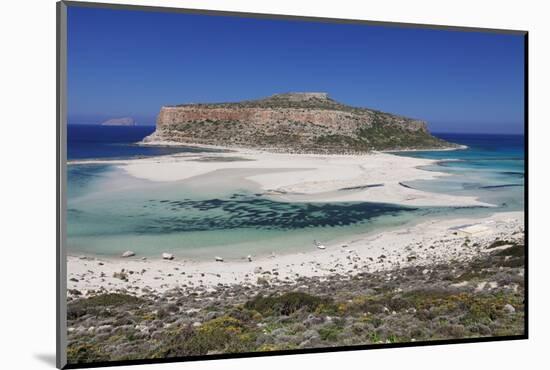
[70,145,491,208]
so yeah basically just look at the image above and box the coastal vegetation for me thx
[66,235,525,364]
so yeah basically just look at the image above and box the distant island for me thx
[101,117,136,126]
[142,92,456,153]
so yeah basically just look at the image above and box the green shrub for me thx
[151,315,258,357]
[245,292,332,316]
[495,244,524,257]
[67,293,144,320]
[67,343,108,364]
[318,325,343,341]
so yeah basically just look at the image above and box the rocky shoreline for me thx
[67,212,522,294]
[139,136,461,155]
[66,228,525,364]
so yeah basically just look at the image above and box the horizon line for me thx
[66,123,525,136]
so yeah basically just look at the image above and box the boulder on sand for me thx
[162,253,174,260]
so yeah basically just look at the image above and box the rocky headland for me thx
[142,93,455,153]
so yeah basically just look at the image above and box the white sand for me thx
[71,147,492,208]
[67,211,523,295]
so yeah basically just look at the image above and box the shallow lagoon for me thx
[66,131,524,260]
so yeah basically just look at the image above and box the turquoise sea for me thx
[67,126,525,260]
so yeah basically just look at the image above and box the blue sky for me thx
[67,6,525,134]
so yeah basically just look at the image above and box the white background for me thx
[0,0,546,368]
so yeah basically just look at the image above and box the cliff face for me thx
[143,93,454,153]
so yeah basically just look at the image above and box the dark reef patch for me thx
[137,195,415,234]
